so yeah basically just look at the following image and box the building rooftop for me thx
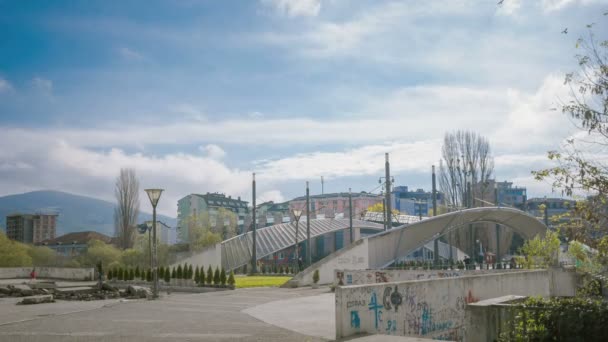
[191,192,249,208]
[290,192,381,201]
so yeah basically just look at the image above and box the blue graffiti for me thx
[386,319,397,334]
[347,274,352,284]
[420,306,453,335]
[350,311,360,329]
[368,292,384,330]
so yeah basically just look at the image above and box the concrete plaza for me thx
[0,285,333,342]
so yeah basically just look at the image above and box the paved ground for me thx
[0,286,332,342]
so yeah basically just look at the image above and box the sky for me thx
[0,0,607,217]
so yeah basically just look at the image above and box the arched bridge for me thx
[290,207,549,285]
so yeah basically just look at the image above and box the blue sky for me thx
[1,0,607,216]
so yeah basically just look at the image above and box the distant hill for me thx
[0,190,177,237]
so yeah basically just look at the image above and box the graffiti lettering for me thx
[385,319,397,334]
[336,271,345,286]
[350,311,360,329]
[368,292,383,330]
[347,300,366,308]
[375,271,390,283]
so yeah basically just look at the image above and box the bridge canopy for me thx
[221,218,384,270]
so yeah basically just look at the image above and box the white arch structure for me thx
[291,207,549,285]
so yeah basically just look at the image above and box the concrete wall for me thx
[291,238,370,286]
[335,270,552,341]
[172,243,221,270]
[334,269,510,287]
[0,267,95,280]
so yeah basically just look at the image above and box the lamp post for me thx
[145,188,163,299]
[292,209,303,272]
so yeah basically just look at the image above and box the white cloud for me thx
[118,46,143,60]
[169,103,206,122]
[31,77,53,94]
[261,0,321,17]
[497,0,522,16]
[257,190,286,203]
[541,0,602,11]
[200,144,226,160]
[0,77,13,93]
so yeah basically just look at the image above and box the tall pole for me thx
[152,206,158,298]
[349,188,353,244]
[294,216,300,272]
[382,197,387,231]
[148,228,152,272]
[252,173,257,274]
[321,176,324,195]
[306,181,311,267]
[468,180,474,262]
[385,153,392,229]
[495,186,500,268]
[432,165,439,266]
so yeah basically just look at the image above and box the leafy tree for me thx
[0,233,33,266]
[213,267,220,285]
[118,267,124,281]
[533,20,608,248]
[79,239,122,267]
[366,202,400,215]
[228,270,235,287]
[194,266,200,284]
[164,268,170,283]
[188,264,193,280]
[171,266,176,279]
[129,268,135,281]
[206,266,213,285]
[519,230,561,268]
[121,248,144,268]
[220,268,226,286]
[114,168,140,249]
[177,264,183,279]
[199,266,205,285]
[107,269,114,280]
[28,246,58,266]
[135,266,140,278]
[184,212,223,251]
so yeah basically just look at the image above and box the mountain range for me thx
[0,190,177,237]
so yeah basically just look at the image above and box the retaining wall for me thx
[0,267,95,280]
[335,270,555,341]
[334,269,511,287]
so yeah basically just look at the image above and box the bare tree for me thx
[114,168,140,249]
[439,131,495,256]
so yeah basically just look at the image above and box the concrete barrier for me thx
[334,269,512,287]
[335,270,559,341]
[0,267,95,280]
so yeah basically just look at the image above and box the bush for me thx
[107,269,113,280]
[135,266,140,279]
[213,267,220,285]
[146,269,152,282]
[220,268,226,286]
[206,266,213,285]
[171,267,176,279]
[129,268,134,281]
[118,267,124,281]
[188,264,193,280]
[164,268,170,283]
[177,264,183,279]
[194,266,200,284]
[228,270,235,286]
[158,266,163,280]
[199,266,205,285]
[313,269,320,284]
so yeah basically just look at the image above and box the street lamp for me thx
[292,209,303,272]
[145,188,163,299]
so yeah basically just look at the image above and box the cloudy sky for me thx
[0,0,606,216]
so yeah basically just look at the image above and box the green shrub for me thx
[129,268,134,281]
[164,268,170,283]
[313,269,320,284]
[135,266,140,279]
[107,269,113,280]
[118,267,124,281]
[177,264,183,279]
[199,266,205,285]
[213,267,220,285]
[194,266,200,283]
[146,269,152,282]
[206,266,213,285]
[228,270,235,286]
[220,268,226,285]
[188,264,193,280]
[158,266,163,280]
[171,267,176,279]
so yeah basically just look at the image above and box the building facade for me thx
[177,193,249,243]
[289,192,382,219]
[6,213,57,244]
[39,231,112,256]
[392,186,444,216]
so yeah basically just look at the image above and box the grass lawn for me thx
[234,276,292,288]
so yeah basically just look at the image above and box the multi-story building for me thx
[39,231,112,256]
[6,213,57,244]
[256,201,291,227]
[495,181,527,209]
[177,193,249,243]
[392,186,444,217]
[527,197,576,220]
[289,192,382,219]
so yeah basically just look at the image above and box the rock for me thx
[10,285,34,296]
[55,287,95,295]
[18,295,54,305]
[29,282,57,289]
[101,283,118,292]
[126,285,152,299]
[0,287,10,295]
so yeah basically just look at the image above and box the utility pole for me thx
[385,153,392,229]
[321,176,324,195]
[349,188,353,244]
[306,181,311,267]
[468,180,474,263]
[252,173,257,274]
[544,197,549,227]
[432,165,439,266]
[382,197,387,231]
[495,185,500,268]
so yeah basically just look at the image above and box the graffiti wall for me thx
[335,270,551,340]
[334,269,508,287]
